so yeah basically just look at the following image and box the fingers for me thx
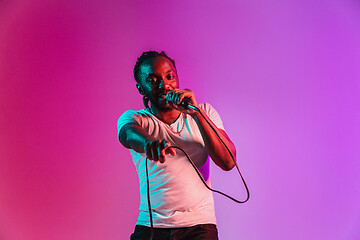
[164,142,176,156]
[166,89,182,108]
[166,88,197,110]
[144,139,175,163]
[165,146,176,156]
[181,88,197,106]
[177,89,189,106]
[159,140,166,163]
[151,141,159,162]
[145,141,155,161]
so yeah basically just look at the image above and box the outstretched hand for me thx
[144,139,176,163]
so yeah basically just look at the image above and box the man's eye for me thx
[167,75,175,80]
[147,78,156,83]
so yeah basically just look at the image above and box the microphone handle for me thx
[180,98,198,111]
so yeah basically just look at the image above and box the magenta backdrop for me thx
[1,0,359,239]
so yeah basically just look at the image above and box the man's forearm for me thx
[119,123,155,153]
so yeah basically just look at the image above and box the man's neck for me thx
[150,106,181,125]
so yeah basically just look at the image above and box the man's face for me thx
[137,56,179,111]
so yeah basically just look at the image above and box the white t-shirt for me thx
[117,103,225,228]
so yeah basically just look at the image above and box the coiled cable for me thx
[145,106,250,239]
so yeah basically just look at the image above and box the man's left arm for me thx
[191,108,236,171]
[166,88,237,171]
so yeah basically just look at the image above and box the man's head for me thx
[134,51,179,111]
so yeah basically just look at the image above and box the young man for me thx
[117,51,236,240]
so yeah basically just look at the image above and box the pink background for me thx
[1,0,359,239]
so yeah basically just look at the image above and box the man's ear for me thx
[136,83,145,95]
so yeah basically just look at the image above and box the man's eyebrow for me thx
[147,69,174,76]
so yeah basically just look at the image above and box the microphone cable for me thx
[145,105,250,239]
[145,156,154,240]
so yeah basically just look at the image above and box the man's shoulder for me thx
[198,102,225,130]
[198,103,218,114]
[117,108,151,134]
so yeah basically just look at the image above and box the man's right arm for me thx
[119,123,176,163]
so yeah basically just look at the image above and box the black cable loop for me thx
[184,105,250,203]
[168,145,250,204]
[145,105,250,239]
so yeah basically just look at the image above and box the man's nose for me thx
[159,79,172,90]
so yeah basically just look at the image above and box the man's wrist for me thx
[189,108,202,120]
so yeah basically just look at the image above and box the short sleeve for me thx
[117,110,141,136]
[199,103,225,130]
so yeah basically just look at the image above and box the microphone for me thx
[180,97,192,109]
[177,97,199,111]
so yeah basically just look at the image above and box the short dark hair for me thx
[133,51,176,82]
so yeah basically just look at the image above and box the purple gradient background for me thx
[1,0,359,239]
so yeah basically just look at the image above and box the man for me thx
[117,51,236,240]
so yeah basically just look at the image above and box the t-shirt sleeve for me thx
[117,110,141,136]
[199,103,225,130]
